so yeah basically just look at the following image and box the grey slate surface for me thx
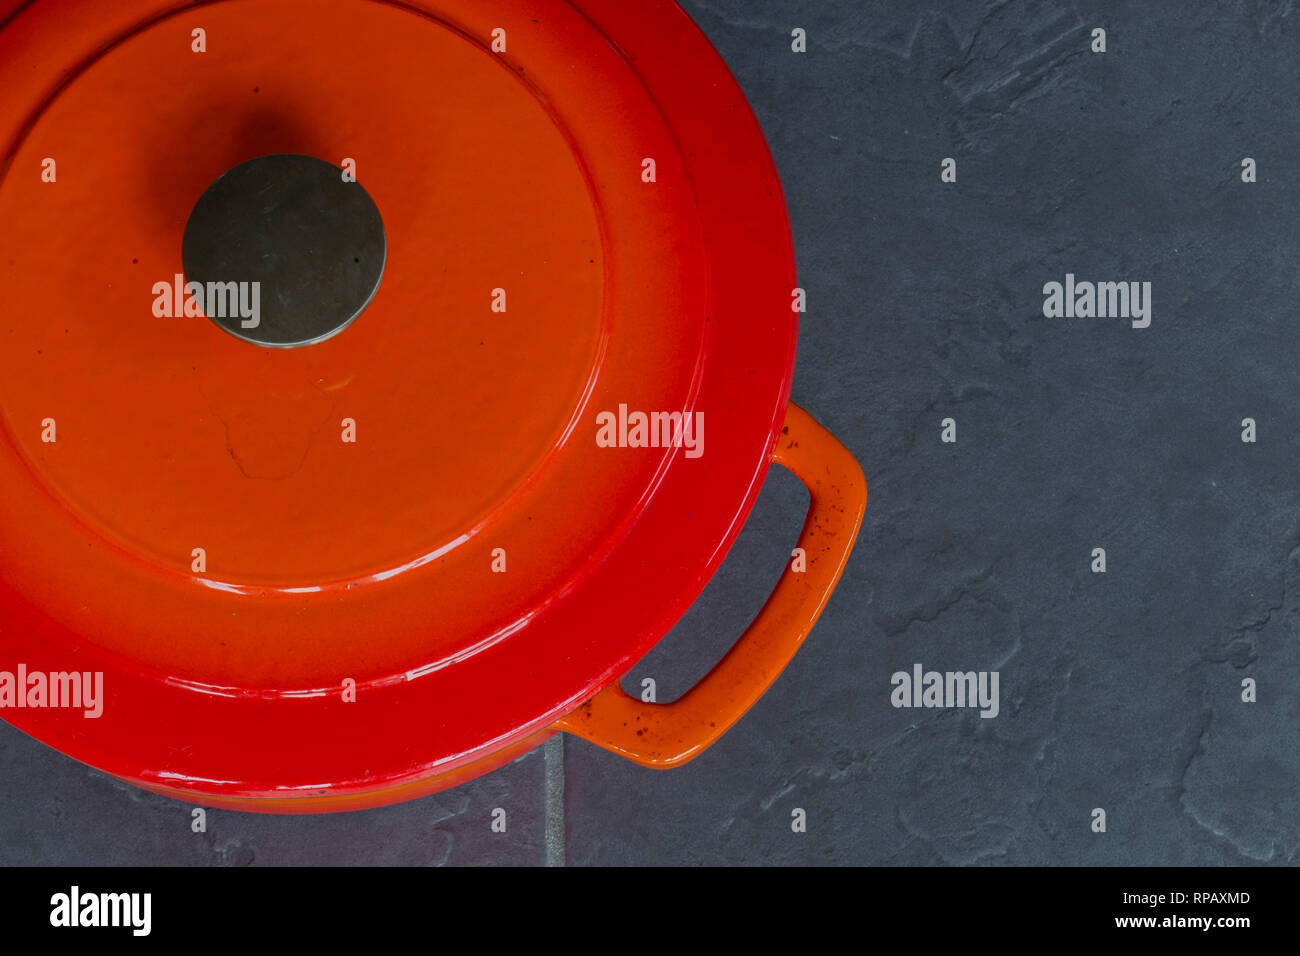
[2,0,1297,865]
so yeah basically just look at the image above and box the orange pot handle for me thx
[552,401,867,767]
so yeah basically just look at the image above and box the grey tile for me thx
[0,722,548,866]
[557,0,1299,865]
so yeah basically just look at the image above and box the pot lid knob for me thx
[181,153,386,348]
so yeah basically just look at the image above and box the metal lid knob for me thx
[181,153,386,347]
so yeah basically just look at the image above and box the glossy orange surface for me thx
[0,0,699,685]
[555,402,867,767]
[0,0,866,811]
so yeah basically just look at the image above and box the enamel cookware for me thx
[0,0,866,811]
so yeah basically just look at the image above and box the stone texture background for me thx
[3,0,1297,865]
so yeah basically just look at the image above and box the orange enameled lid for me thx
[0,0,798,799]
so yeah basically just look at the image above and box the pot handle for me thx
[551,401,867,767]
